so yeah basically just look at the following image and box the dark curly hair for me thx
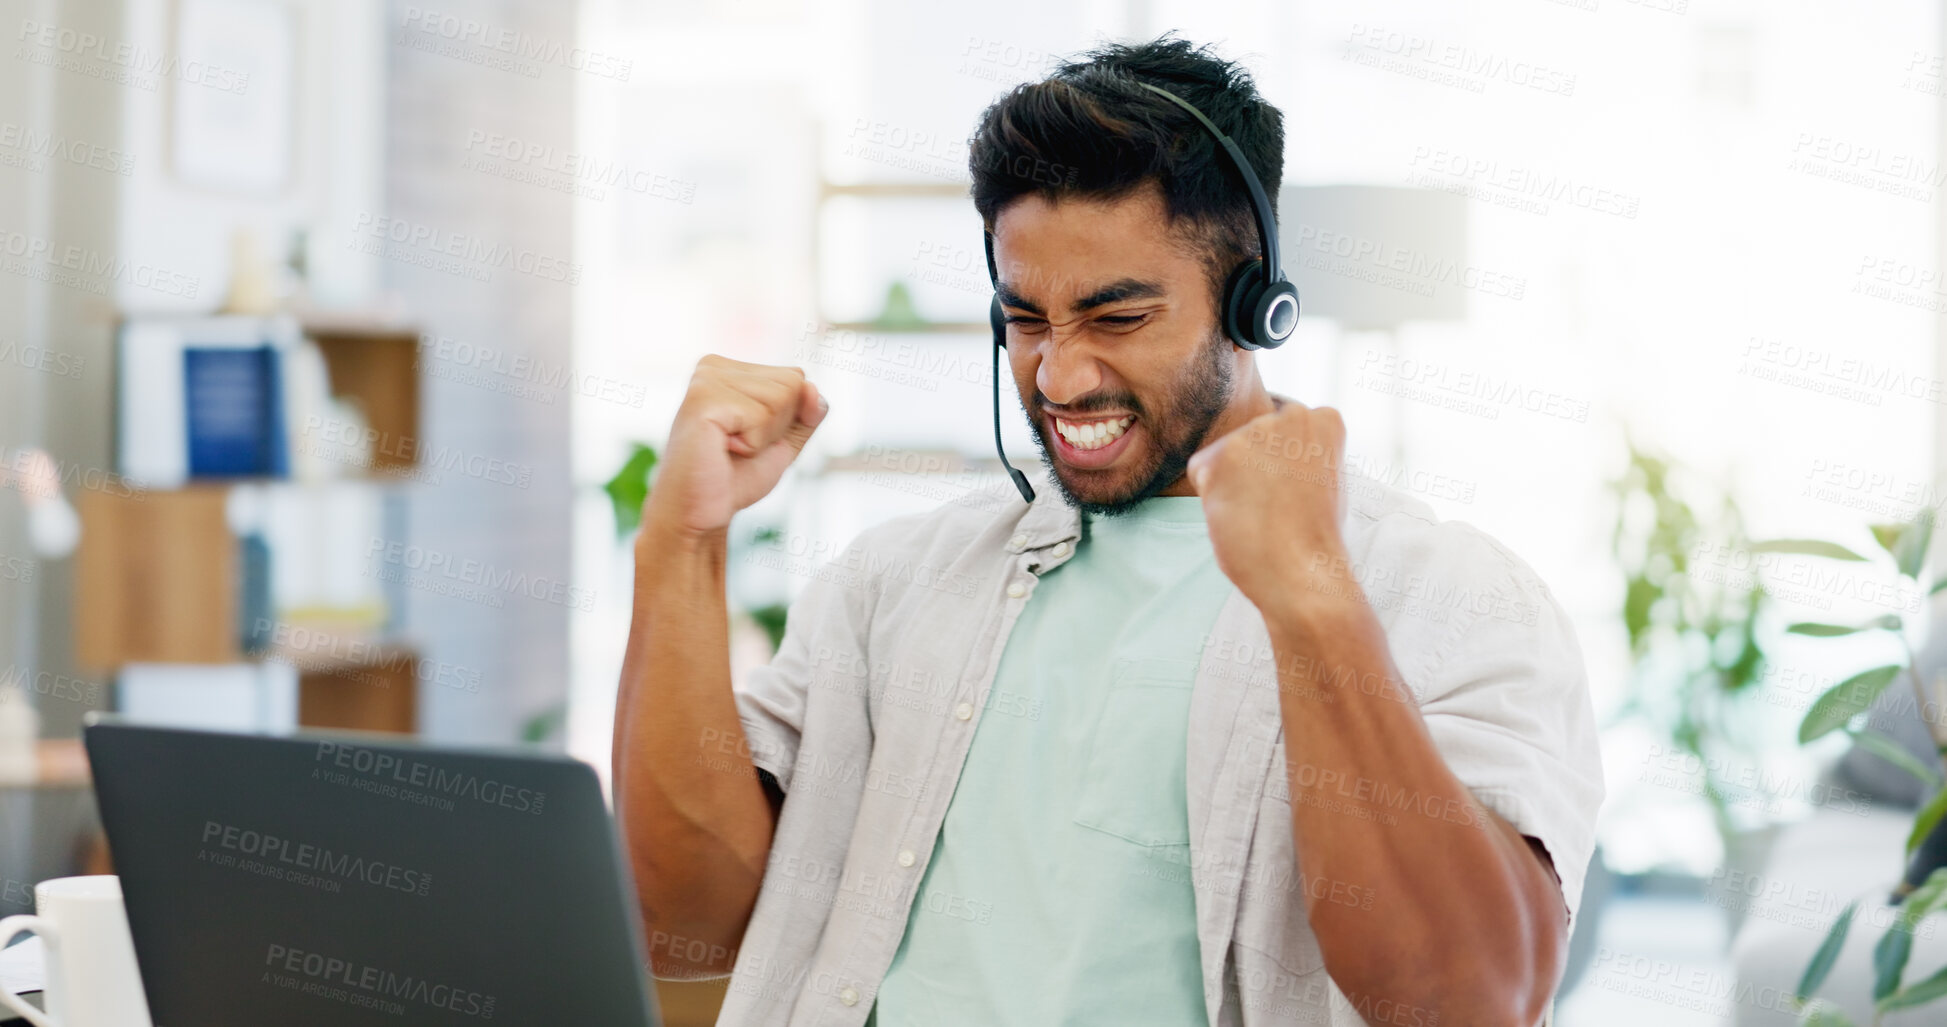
[968,34,1285,312]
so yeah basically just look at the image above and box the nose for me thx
[1031,331,1104,410]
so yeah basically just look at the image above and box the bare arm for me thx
[611,355,825,979]
[1266,591,1566,1026]
[1188,401,1566,1026]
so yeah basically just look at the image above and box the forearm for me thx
[613,515,777,976]
[1265,583,1563,1026]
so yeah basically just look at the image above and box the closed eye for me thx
[1003,312,1153,334]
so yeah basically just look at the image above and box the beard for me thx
[1023,329,1235,518]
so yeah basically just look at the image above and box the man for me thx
[614,36,1604,1027]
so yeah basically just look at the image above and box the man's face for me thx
[992,184,1241,516]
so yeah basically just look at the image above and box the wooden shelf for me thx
[303,321,422,474]
[298,660,418,735]
[0,740,92,791]
[74,486,237,669]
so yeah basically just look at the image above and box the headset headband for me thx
[983,82,1281,291]
[1131,82,1281,290]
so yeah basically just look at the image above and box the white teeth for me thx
[1055,415,1135,451]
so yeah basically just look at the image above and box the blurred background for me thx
[2,0,1946,1023]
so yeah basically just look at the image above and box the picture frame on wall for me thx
[169,0,296,195]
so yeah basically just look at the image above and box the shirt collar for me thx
[1007,462,1081,551]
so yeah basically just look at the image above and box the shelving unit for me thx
[74,314,426,735]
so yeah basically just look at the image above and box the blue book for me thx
[183,345,287,478]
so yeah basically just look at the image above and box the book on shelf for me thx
[184,344,287,478]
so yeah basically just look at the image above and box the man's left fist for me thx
[1186,400,1351,613]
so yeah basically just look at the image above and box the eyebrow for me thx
[996,277,1166,318]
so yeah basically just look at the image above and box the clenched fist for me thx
[1185,400,1351,618]
[644,355,828,540]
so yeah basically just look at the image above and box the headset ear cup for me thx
[1222,260,1267,350]
[990,295,1006,348]
[1252,280,1300,349]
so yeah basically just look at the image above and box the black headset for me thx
[985,80,1298,504]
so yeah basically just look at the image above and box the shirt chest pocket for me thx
[1071,656,1198,847]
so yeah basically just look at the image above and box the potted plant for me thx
[1610,438,1782,920]
[1763,508,1947,1022]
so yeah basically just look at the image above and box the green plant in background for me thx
[747,602,788,652]
[1610,438,1772,839]
[521,703,568,745]
[604,442,660,539]
[1778,507,1947,1024]
[601,445,793,655]
[746,525,788,652]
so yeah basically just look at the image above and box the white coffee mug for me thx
[0,876,153,1027]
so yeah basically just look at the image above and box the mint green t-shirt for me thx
[867,495,1233,1026]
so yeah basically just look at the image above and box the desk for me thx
[1,742,110,906]
[1,743,94,1026]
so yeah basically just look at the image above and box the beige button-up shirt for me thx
[712,454,1604,1027]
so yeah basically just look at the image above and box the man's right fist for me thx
[644,355,828,540]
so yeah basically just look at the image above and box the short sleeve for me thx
[731,538,875,795]
[1415,562,1605,924]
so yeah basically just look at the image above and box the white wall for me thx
[114,0,386,314]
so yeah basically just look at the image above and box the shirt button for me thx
[954,702,974,721]
[1051,541,1069,558]
[897,848,916,867]
[1008,532,1028,551]
[1006,581,1026,598]
[840,986,859,1006]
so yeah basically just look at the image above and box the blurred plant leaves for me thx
[1881,962,1947,1011]
[1873,510,1937,580]
[1787,616,1901,637]
[1875,909,1916,1001]
[1852,729,1944,789]
[1798,901,1859,1003]
[605,443,659,539]
[1799,665,1903,743]
[1797,999,1855,1026]
[1753,539,1868,561]
[1608,438,1771,833]
[521,702,567,745]
[1910,786,1947,857]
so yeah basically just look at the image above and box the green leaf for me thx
[1909,786,1947,857]
[1798,998,1856,1026]
[1852,729,1943,789]
[1874,915,1915,1000]
[1880,960,1947,1011]
[1901,868,1947,926]
[1798,901,1859,1001]
[519,703,568,744]
[1799,665,1905,743]
[1873,523,1906,557]
[1932,577,1947,595]
[1895,511,1936,580]
[603,443,659,539]
[1789,617,1901,637]
[1755,539,1869,561]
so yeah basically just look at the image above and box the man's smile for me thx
[1045,411,1140,468]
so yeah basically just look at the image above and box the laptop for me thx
[82,716,663,1026]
